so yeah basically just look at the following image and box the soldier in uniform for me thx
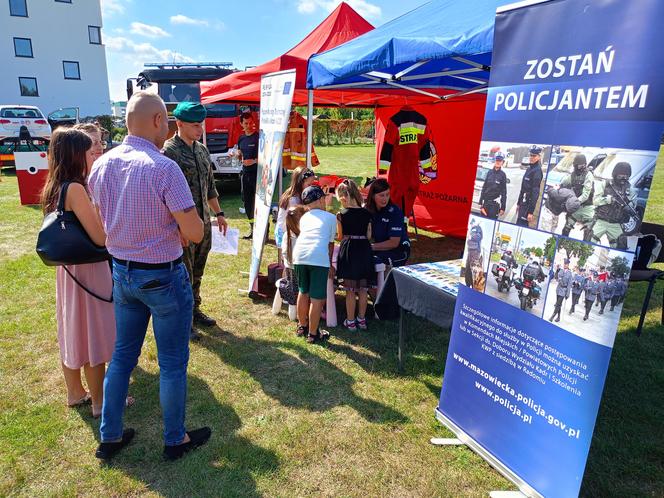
[516,146,544,227]
[599,276,615,315]
[610,275,625,311]
[583,273,599,321]
[568,266,586,314]
[560,154,595,240]
[479,152,508,219]
[549,258,572,322]
[465,219,483,289]
[592,162,637,249]
[163,102,228,340]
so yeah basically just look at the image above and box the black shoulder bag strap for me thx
[59,182,113,303]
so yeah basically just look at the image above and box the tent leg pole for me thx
[306,89,314,169]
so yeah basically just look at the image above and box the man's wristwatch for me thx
[215,211,225,217]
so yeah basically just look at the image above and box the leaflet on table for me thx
[395,260,461,296]
[437,1,664,497]
[248,70,296,291]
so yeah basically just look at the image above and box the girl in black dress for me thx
[336,179,376,330]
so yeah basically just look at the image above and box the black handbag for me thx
[36,182,110,266]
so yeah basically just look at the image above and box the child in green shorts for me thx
[293,185,337,343]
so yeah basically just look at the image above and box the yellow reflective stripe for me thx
[399,126,425,136]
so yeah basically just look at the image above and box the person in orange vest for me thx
[282,111,319,170]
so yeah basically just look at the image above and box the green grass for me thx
[0,145,662,497]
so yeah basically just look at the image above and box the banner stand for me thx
[429,438,462,446]
[435,409,543,498]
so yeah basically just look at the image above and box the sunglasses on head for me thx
[301,169,315,180]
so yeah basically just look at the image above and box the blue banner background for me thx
[438,0,664,497]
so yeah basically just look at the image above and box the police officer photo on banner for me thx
[539,145,657,251]
[486,222,553,316]
[542,237,634,347]
[472,141,549,228]
[459,215,495,293]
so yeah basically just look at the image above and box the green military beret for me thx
[173,102,207,123]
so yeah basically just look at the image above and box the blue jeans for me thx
[100,261,193,446]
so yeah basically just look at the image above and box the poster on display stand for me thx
[248,69,296,292]
[436,1,664,497]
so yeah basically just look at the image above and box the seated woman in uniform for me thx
[365,178,411,268]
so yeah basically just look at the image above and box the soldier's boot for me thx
[569,304,575,314]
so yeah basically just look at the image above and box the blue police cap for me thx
[494,152,505,161]
[529,145,543,155]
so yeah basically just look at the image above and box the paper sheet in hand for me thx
[211,227,239,255]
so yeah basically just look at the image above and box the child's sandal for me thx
[306,329,330,344]
[296,324,308,337]
[356,317,368,331]
[343,319,357,330]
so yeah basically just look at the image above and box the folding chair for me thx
[629,222,664,335]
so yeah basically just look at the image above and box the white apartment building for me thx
[1,0,111,117]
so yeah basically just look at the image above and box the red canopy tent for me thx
[201,3,375,105]
[201,3,440,107]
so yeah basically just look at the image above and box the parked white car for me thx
[0,105,52,143]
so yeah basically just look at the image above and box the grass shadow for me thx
[580,324,664,497]
[200,332,408,424]
[78,366,279,498]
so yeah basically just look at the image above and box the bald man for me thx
[88,91,212,461]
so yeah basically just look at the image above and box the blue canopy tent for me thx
[301,0,509,236]
[306,0,509,104]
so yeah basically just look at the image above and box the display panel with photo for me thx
[538,145,657,252]
[459,215,495,293]
[542,238,634,347]
[471,141,550,229]
[485,222,554,316]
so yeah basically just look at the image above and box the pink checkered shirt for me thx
[88,135,195,264]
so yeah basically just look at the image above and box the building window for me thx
[19,77,38,97]
[9,0,28,17]
[63,61,80,80]
[88,26,101,45]
[13,37,33,58]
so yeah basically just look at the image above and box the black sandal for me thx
[306,329,330,344]
[296,324,308,337]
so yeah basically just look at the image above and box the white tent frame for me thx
[305,56,490,167]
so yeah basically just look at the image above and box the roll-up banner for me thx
[436,1,664,497]
[248,70,296,292]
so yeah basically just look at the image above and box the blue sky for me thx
[101,0,426,101]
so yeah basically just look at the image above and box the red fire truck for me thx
[127,63,256,179]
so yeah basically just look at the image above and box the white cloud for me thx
[105,36,194,63]
[130,22,171,39]
[170,14,225,31]
[170,14,209,27]
[296,0,381,19]
[101,0,125,16]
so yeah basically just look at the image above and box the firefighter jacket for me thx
[378,108,437,186]
[281,111,319,170]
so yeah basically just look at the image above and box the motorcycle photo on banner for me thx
[248,70,296,292]
[436,1,664,497]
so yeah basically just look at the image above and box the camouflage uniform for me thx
[560,169,594,239]
[163,134,219,312]
[592,179,636,249]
